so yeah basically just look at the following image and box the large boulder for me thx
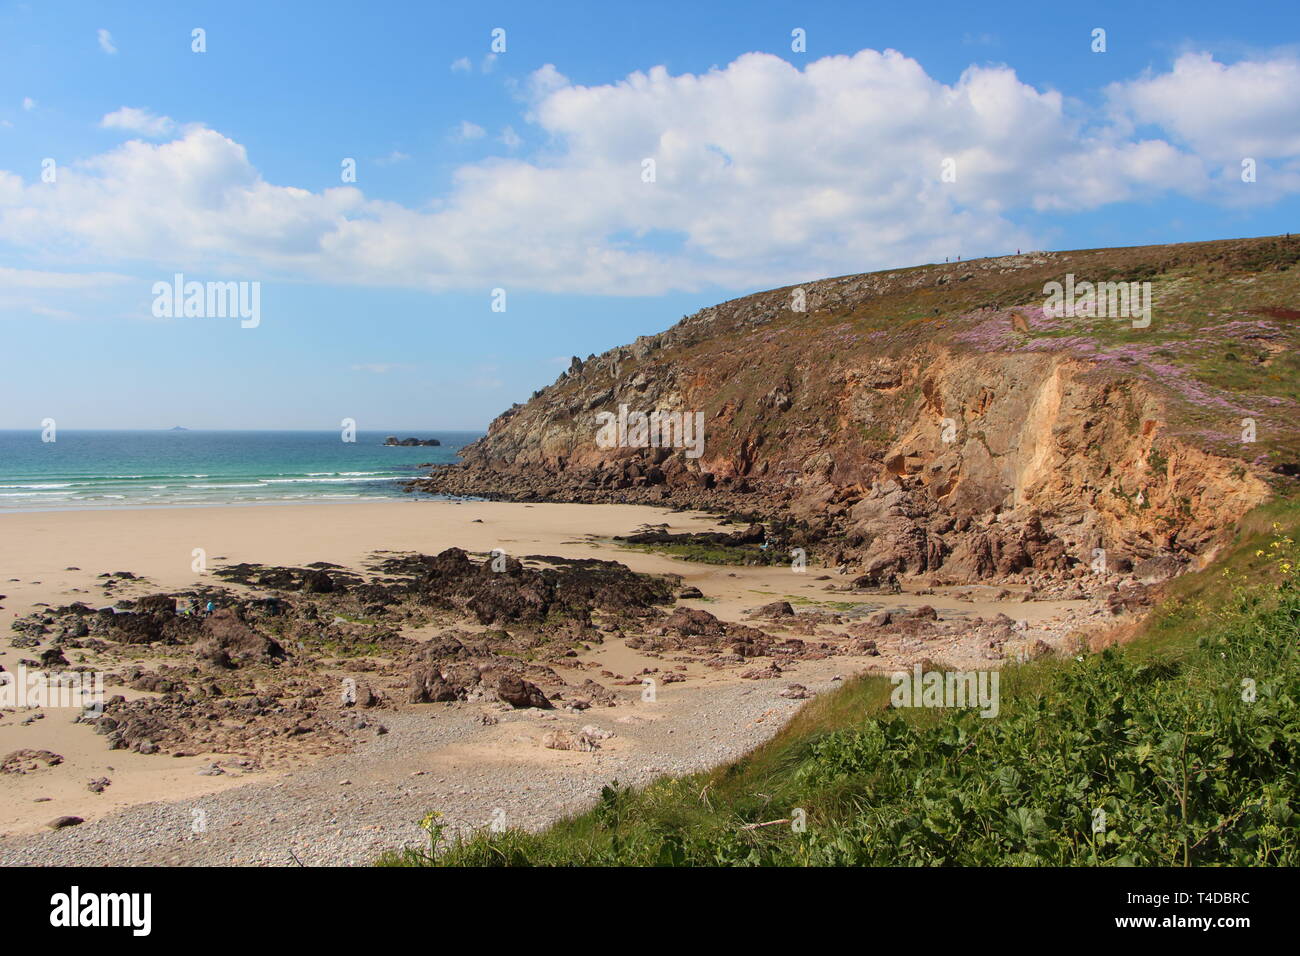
[193,609,285,668]
[496,674,552,709]
[409,665,463,703]
[468,576,552,625]
[301,570,336,594]
[662,607,729,637]
[751,600,795,619]
[103,595,181,644]
[1132,555,1183,584]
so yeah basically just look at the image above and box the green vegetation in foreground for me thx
[379,506,1300,867]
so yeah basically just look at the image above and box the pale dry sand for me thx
[0,499,1088,848]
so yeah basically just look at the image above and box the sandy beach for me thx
[0,499,1097,861]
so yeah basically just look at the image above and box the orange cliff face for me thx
[420,235,1298,583]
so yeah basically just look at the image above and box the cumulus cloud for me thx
[100,107,176,138]
[0,129,366,270]
[1,49,1297,297]
[1105,52,1300,197]
[1109,52,1300,161]
[97,29,117,54]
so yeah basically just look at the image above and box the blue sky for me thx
[1,0,1297,429]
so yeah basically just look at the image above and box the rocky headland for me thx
[414,236,1300,589]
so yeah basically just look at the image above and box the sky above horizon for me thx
[1,0,1298,429]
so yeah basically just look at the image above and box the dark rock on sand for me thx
[496,674,552,709]
[408,665,463,704]
[193,609,285,668]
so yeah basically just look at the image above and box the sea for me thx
[0,430,482,512]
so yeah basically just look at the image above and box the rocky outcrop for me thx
[415,236,1298,583]
[496,674,552,709]
[1,546,689,763]
[193,608,286,669]
[408,665,463,703]
[1,749,64,774]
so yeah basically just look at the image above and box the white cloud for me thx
[0,267,133,322]
[0,129,364,270]
[375,150,411,166]
[1108,52,1300,164]
[22,97,35,111]
[0,267,131,290]
[351,362,406,374]
[450,55,497,75]
[100,107,175,138]
[26,304,80,319]
[499,126,522,149]
[526,63,568,99]
[456,121,486,140]
[1101,51,1300,200]
[97,29,117,55]
[1,49,1298,299]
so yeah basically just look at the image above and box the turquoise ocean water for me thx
[0,430,480,512]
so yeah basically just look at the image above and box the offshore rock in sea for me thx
[384,436,441,446]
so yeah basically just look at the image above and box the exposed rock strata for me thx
[414,238,1300,583]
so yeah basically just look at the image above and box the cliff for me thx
[416,235,1300,582]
